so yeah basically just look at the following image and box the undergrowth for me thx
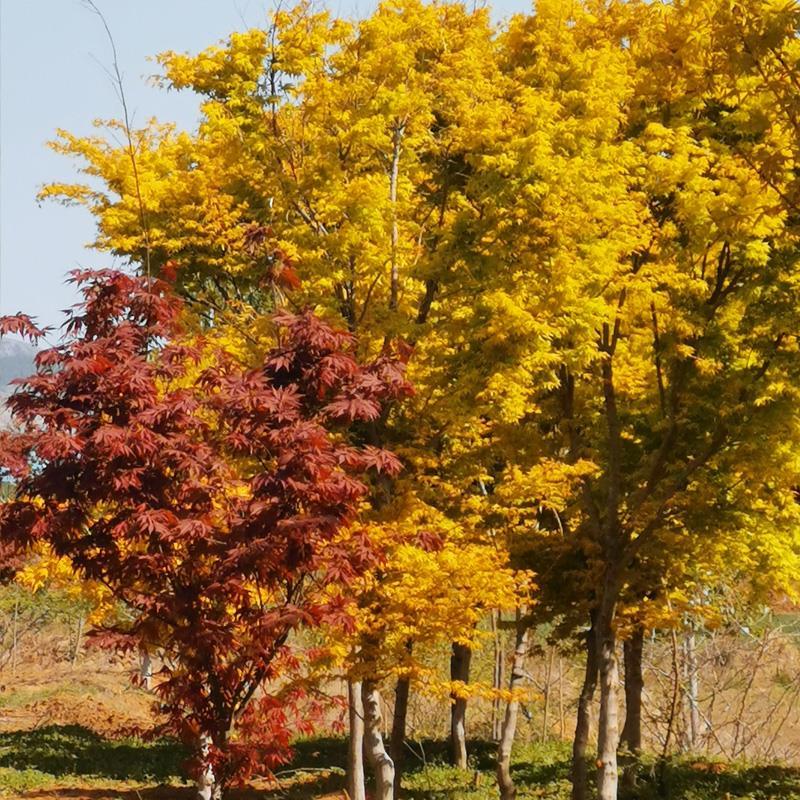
[0,729,798,798]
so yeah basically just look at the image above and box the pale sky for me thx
[0,0,530,331]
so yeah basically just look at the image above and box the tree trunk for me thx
[596,598,620,800]
[450,642,472,768]
[140,649,153,691]
[390,674,411,799]
[542,646,555,742]
[620,627,644,754]
[558,655,565,739]
[363,680,395,800]
[571,617,598,800]
[491,610,505,742]
[597,313,623,800]
[620,626,644,789]
[196,734,221,800]
[683,623,700,752]
[11,597,19,675]
[347,680,366,800]
[497,615,529,800]
[663,622,682,762]
[71,614,85,665]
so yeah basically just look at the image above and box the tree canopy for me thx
[5,0,800,798]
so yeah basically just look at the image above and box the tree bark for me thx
[450,642,472,769]
[558,655,565,739]
[663,621,682,761]
[491,610,505,741]
[542,646,555,741]
[620,626,644,789]
[389,674,411,799]
[139,649,153,691]
[595,324,623,800]
[362,680,395,800]
[71,614,85,665]
[497,615,529,800]
[11,597,19,675]
[596,596,620,800]
[347,680,366,800]
[620,627,644,754]
[196,734,221,800]
[571,617,599,800]
[683,623,700,752]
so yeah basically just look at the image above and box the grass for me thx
[632,759,800,800]
[0,725,188,792]
[0,728,799,798]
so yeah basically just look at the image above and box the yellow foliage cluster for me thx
[16,544,115,626]
[36,0,800,695]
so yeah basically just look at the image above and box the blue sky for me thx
[0,0,530,331]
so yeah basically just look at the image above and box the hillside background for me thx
[0,339,36,428]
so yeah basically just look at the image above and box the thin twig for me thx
[83,1,152,278]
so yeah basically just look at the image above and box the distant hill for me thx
[0,338,38,429]
[0,338,37,389]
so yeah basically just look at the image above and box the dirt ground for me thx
[4,626,800,799]
[0,652,154,736]
[0,647,351,799]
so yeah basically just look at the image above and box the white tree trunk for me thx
[572,621,598,800]
[497,617,529,800]
[362,680,395,800]
[196,734,221,800]
[347,680,366,800]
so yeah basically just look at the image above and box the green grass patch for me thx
[0,765,57,793]
[632,756,800,800]
[402,739,572,799]
[0,724,187,784]
[0,728,798,798]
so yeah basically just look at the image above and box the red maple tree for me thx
[0,269,411,795]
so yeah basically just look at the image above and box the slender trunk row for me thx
[571,612,648,800]
[342,614,654,800]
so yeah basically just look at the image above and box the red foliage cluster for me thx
[0,269,411,789]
